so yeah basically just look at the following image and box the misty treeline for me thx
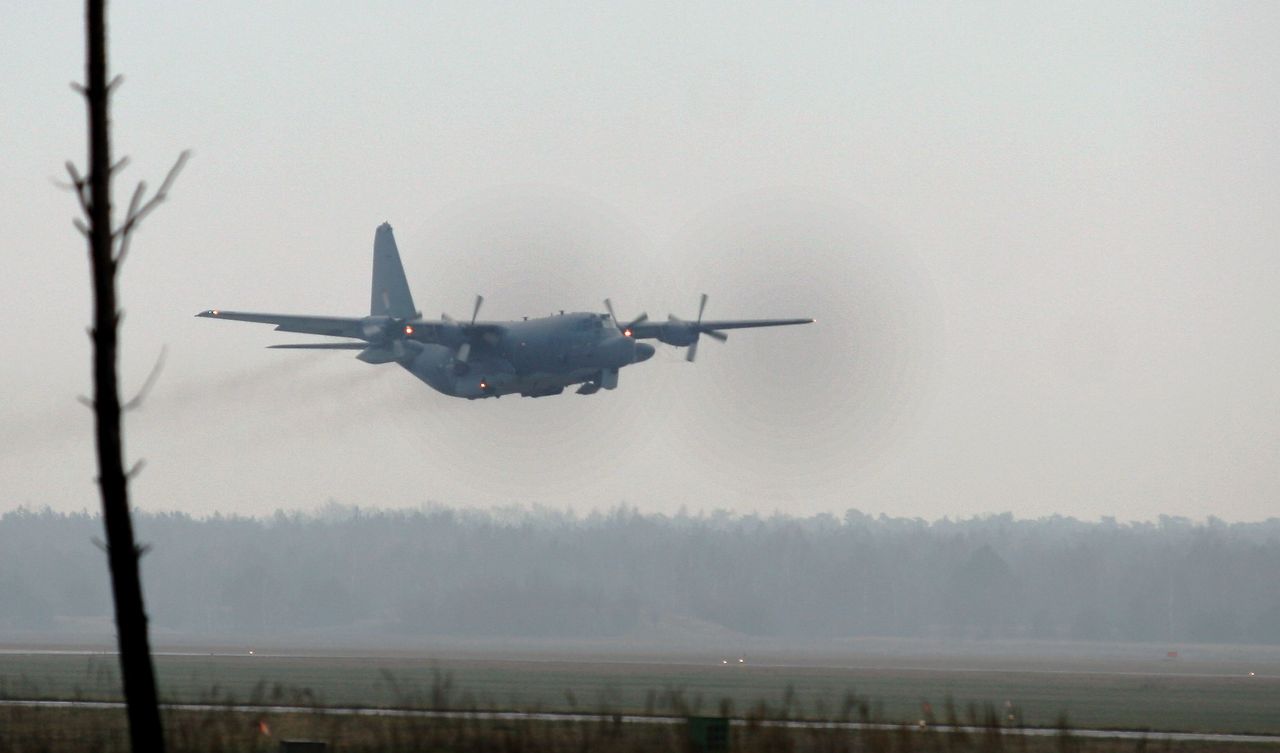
[2,505,1278,645]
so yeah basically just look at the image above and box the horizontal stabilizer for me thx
[355,345,406,364]
[267,343,367,350]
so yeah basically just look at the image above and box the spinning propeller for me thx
[441,294,484,372]
[668,293,728,361]
[603,299,648,337]
[358,314,418,357]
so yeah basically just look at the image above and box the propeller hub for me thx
[604,298,648,339]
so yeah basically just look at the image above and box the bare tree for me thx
[66,0,187,749]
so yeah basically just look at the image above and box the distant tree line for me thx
[2,505,1278,645]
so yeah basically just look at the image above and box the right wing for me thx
[196,309,498,348]
[196,310,364,339]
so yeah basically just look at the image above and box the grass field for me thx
[1,645,1277,737]
[7,703,1280,753]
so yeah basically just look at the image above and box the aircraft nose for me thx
[633,342,655,363]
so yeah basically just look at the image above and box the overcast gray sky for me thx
[3,2,1277,521]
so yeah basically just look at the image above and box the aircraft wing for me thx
[689,318,814,331]
[627,318,813,339]
[196,309,498,347]
[196,310,365,339]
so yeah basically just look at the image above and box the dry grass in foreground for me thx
[2,703,1275,753]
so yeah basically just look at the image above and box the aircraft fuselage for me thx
[405,312,655,399]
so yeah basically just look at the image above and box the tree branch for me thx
[65,161,91,216]
[122,345,167,413]
[113,150,191,267]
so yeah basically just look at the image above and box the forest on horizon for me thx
[2,505,1277,646]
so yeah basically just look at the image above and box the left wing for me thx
[682,318,813,331]
[616,295,813,359]
[627,317,813,340]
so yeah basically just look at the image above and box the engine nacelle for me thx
[359,315,396,342]
[657,323,697,347]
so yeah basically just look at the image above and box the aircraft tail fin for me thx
[371,222,417,318]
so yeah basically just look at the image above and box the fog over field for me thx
[2,506,1277,649]
[4,3,1280,523]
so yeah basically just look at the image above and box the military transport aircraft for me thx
[197,223,813,399]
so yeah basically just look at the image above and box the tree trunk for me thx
[84,0,167,749]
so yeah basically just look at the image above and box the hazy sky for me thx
[3,2,1278,521]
